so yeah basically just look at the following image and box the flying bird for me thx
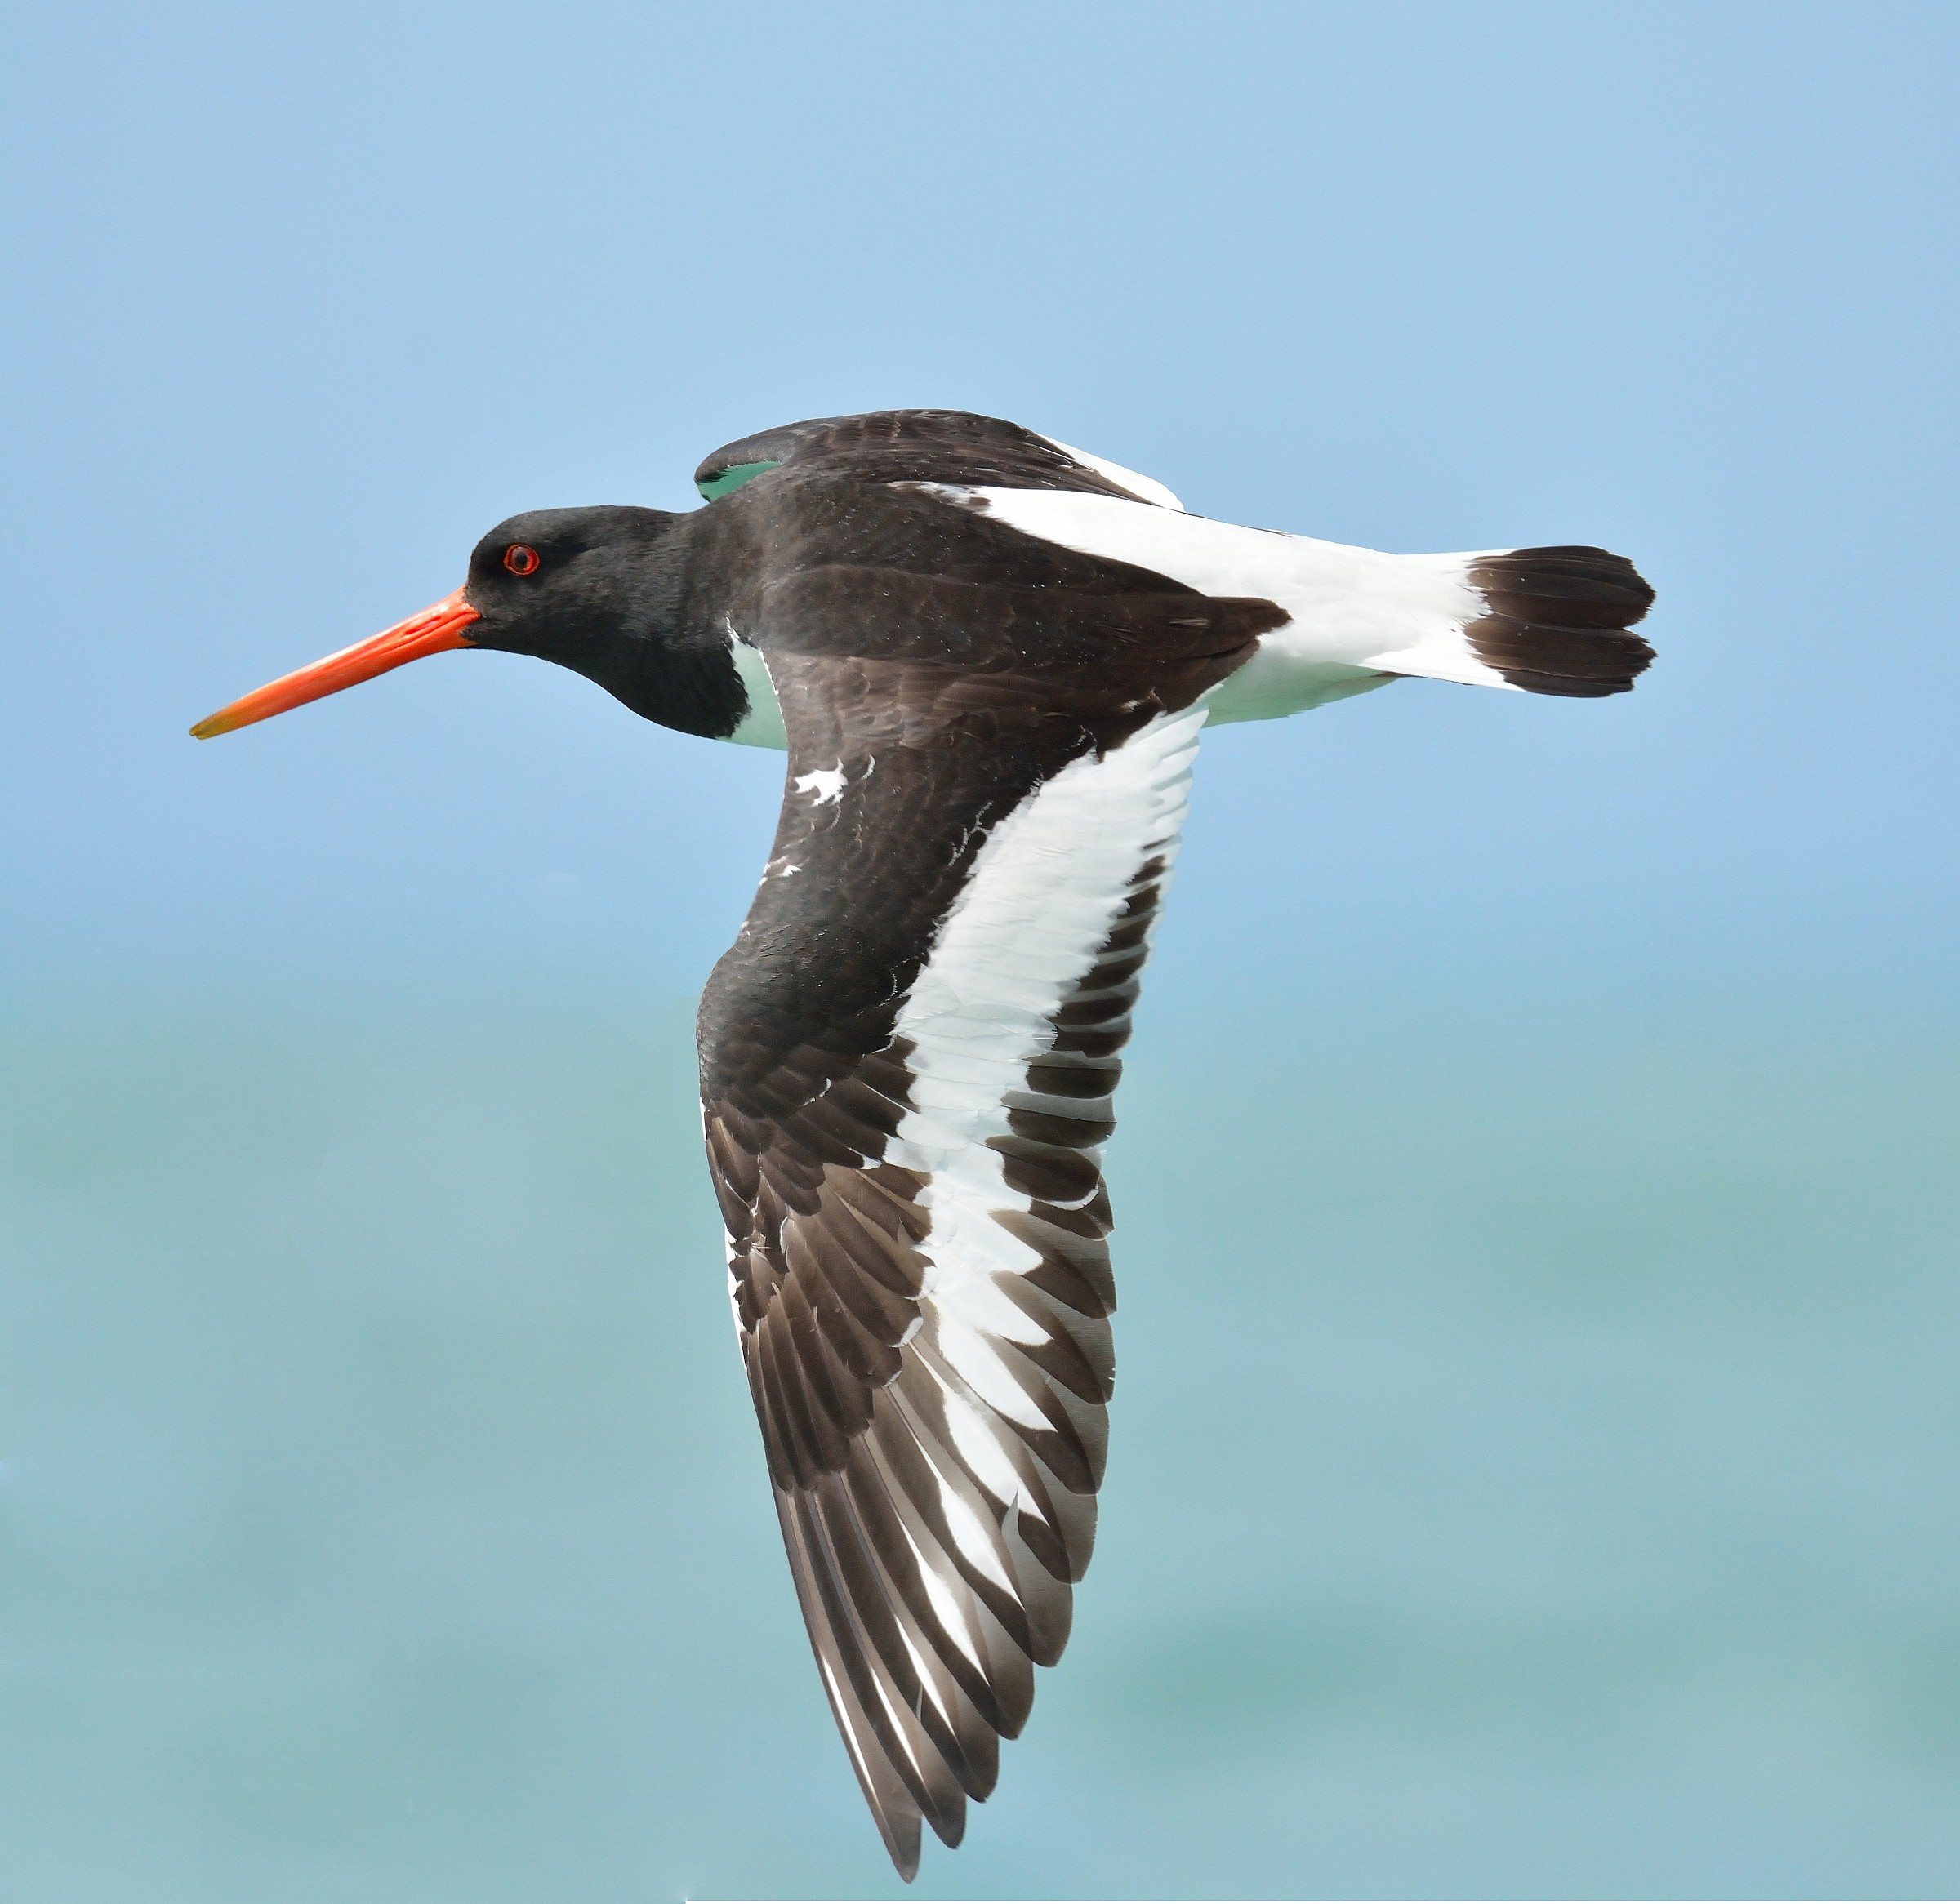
[191,409,1655,1879]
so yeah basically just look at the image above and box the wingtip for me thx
[878,1809,923,1883]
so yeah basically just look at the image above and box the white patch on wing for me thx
[956,486,1519,716]
[795,763,848,804]
[935,1478,1018,1593]
[884,702,1204,1488]
[924,1359,1032,1501]
[902,1520,984,1670]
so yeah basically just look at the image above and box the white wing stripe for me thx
[899,1519,986,1671]
[891,703,1203,1352]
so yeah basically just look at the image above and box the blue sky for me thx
[7,0,1956,1019]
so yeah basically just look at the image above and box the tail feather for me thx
[1466,546,1655,698]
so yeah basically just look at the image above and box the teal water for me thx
[2,994,1956,1899]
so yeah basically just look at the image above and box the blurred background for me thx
[4,2,1957,1897]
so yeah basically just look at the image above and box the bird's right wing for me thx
[695,570,1264,1875]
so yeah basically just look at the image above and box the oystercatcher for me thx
[192,410,1655,1878]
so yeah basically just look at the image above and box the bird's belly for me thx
[1202,651,1392,725]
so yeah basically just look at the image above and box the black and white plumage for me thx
[190,408,1655,1879]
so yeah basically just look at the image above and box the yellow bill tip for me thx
[184,587,480,745]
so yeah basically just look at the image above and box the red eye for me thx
[503,543,541,576]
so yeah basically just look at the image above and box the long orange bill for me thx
[189,588,481,739]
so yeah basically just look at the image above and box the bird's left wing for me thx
[696,567,1264,1875]
[693,406,1186,510]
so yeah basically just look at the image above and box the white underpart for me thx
[883,701,1204,1550]
[725,623,789,749]
[960,486,1518,721]
[1036,433,1187,512]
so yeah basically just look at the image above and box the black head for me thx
[461,505,672,658]
[191,503,749,741]
[460,505,737,732]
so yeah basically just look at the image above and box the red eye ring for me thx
[503,543,541,576]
